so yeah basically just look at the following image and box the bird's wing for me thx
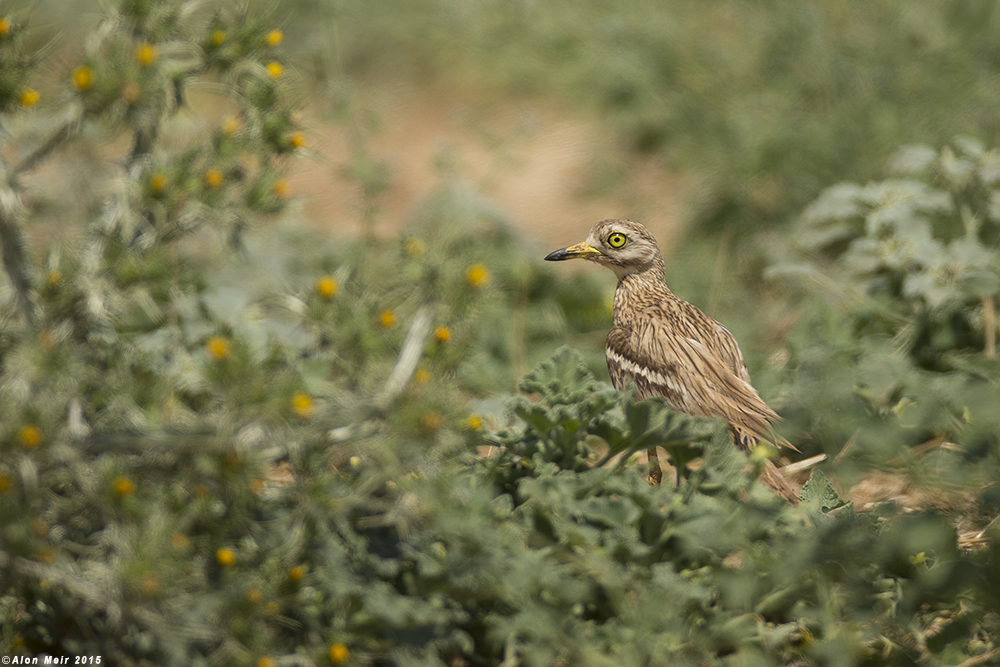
[607,305,780,443]
[708,322,753,385]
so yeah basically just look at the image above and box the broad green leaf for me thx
[799,470,846,512]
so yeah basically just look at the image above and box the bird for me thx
[544,219,799,504]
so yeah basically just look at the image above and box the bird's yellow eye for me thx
[606,232,628,249]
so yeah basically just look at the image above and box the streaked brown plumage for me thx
[545,219,799,504]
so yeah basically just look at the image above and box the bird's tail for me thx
[759,460,801,505]
[732,427,801,505]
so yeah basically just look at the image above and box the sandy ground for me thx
[285,82,690,253]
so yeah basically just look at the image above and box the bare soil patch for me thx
[286,82,691,253]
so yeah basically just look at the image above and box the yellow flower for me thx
[150,172,169,196]
[271,178,290,199]
[72,66,93,92]
[206,336,231,360]
[135,42,158,67]
[47,269,62,286]
[265,61,283,79]
[0,17,11,36]
[246,588,263,604]
[113,476,135,496]
[328,644,349,664]
[413,368,430,384]
[31,517,48,537]
[19,425,42,448]
[316,275,338,299]
[0,475,11,493]
[19,88,39,107]
[265,29,284,47]
[170,532,189,551]
[291,391,314,418]
[222,116,241,136]
[378,309,398,329]
[140,572,160,597]
[212,30,226,46]
[421,411,443,432]
[750,441,777,465]
[203,168,224,189]
[434,326,451,343]
[405,237,425,257]
[288,565,305,581]
[466,264,489,288]
[466,414,483,431]
[288,130,306,148]
[256,658,276,667]
[216,547,236,567]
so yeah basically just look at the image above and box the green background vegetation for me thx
[1,1,999,665]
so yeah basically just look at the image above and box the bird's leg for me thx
[647,447,662,486]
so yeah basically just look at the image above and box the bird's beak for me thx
[544,241,602,261]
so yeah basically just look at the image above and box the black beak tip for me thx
[544,248,568,261]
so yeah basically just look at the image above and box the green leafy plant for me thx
[768,138,1000,501]
[485,346,720,493]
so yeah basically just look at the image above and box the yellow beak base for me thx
[544,242,602,261]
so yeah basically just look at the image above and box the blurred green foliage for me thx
[769,138,1000,493]
[1,1,1000,666]
[288,0,1000,233]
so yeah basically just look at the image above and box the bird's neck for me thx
[613,265,672,328]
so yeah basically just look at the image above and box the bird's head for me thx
[544,219,664,280]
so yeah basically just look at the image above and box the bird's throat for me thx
[613,269,672,328]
